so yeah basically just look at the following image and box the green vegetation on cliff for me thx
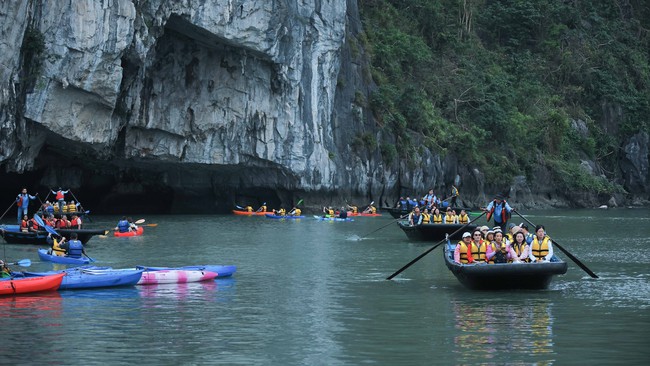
[360,0,649,193]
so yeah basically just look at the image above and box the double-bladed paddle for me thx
[34,214,96,262]
[6,259,32,267]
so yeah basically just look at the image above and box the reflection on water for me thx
[452,299,555,364]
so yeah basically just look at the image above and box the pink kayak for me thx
[136,270,218,285]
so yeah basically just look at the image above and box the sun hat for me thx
[462,232,471,238]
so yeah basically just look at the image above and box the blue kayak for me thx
[136,265,237,278]
[265,214,305,219]
[37,248,90,265]
[313,215,354,221]
[20,267,144,290]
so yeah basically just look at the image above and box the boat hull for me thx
[113,226,144,237]
[384,207,472,219]
[0,226,106,245]
[443,246,568,290]
[232,210,269,216]
[136,265,237,278]
[22,268,144,290]
[38,248,90,265]
[0,273,65,295]
[264,214,305,219]
[398,222,477,242]
[137,270,218,285]
[314,216,354,221]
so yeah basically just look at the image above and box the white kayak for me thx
[136,269,218,285]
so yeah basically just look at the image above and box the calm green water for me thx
[1,209,649,364]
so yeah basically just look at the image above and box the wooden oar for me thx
[357,212,409,241]
[141,223,158,227]
[386,211,487,280]
[0,199,15,221]
[513,210,598,279]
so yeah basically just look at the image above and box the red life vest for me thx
[30,219,39,231]
[486,200,509,223]
[56,191,64,200]
[20,220,28,229]
[57,220,69,229]
[71,217,80,227]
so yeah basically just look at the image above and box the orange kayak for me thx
[0,273,65,295]
[232,210,269,216]
[348,212,383,217]
[114,226,144,237]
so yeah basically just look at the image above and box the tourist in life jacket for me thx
[244,205,253,212]
[444,208,458,224]
[421,208,431,224]
[529,225,554,262]
[0,260,12,278]
[457,210,470,224]
[454,232,473,264]
[20,215,29,232]
[127,217,138,232]
[57,215,71,229]
[28,215,40,232]
[46,233,67,257]
[486,229,518,263]
[484,194,514,232]
[70,214,82,229]
[16,188,38,224]
[346,204,358,215]
[256,202,267,213]
[67,200,78,213]
[408,206,423,226]
[338,207,348,219]
[484,229,495,245]
[59,232,84,259]
[450,185,459,207]
[288,206,302,216]
[363,203,376,214]
[511,231,530,262]
[396,197,408,211]
[431,208,443,224]
[115,216,130,233]
[51,187,69,213]
[422,189,435,207]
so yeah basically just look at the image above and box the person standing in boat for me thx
[529,225,554,262]
[59,232,83,259]
[51,187,69,213]
[450,185,459,207]
[16,188,38,224]
[484,195,514,232]
[408,206,423,226]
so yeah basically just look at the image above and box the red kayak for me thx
[113,226,144,237]
[232,210,269,216]
[348,212,383,217]
[0,273,65,296]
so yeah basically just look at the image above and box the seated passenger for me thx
[421,208,430,224]
[127,217,138,232]
[346,204,358,214]
[59,232,83,258]
[20,215,29,232]
[70,214,82,229]
[288,207,302,216]
[529,224,554,262]
[454,232,475,264]
[511,231,530,262]
[57,215,71,229]
[457,210,470,224]
[245,205,253,212]
[444,208,458,224]
[115,216,129,233]
[486,230,518,263]
[256,203,267,212]
[431,208,443,224]
[408,207,423,226]
[363,204,377,214]
[338,207,348,219]
[67,201,77,213]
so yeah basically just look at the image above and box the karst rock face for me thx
[1,1,646,212]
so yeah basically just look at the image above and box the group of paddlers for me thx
[451,223,555,264]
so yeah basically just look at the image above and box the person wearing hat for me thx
[481,229,498,263]
[506,223,520,243]
[484,194,514,232]
[529,225,554,262]
[454,232,478,264]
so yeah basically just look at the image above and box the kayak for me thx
[136,265,237,278]
[38,249,91,264]
[348,212,382,217]
[20,267,144,290]
[113,226,144,237]
[232,210,269,216]
[265,214,305,219]
[313,215,354,222]
[137,269,218,285]
[0,273,65,295]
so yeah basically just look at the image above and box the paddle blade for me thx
[143,223,158,227]
[11,259,32,267]
[135,219,145,224]
[296,199,304,206]
[33,214,45,227]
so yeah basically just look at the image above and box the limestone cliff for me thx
[0,1,647,213]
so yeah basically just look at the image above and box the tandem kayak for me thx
[136,265,237,278]
[232,210,269,216]
[313,215,354,222]
[137,269,218,285]
[37,249,91,265]
[347,212,382,217]
[113,226,144,237]
[0,273,65,295]
[20,267,144,290]
[264,214,305,219]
